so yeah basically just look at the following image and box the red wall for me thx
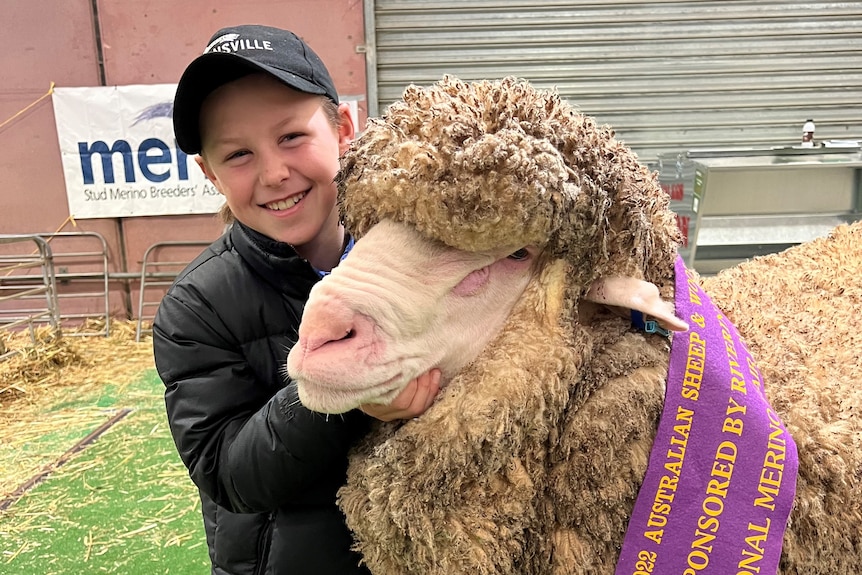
[1,0,368,320]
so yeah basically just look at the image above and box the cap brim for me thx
[172,52,330,154]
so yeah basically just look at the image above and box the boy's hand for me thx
[359,369,441,422]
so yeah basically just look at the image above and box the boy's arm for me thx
[154,291,369,513]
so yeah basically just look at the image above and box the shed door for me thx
[368,0,862,162]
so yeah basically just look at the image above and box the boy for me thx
[154,24,439,575]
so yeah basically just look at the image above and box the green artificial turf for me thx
[0,370,209,574]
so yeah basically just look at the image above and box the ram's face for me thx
[286,220,542,414]
[287,79,582,415]
[287,77,682,414]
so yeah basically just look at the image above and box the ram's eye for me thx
[508,248,530,261]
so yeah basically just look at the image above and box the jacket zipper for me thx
[254,512,275,575]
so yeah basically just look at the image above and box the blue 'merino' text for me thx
[78,138,190,184]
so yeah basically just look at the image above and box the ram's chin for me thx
[295,382,353,414]
[296,375,408,415]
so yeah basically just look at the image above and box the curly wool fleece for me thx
[334,75,862,575]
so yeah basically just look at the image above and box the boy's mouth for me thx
[264,192,306,211]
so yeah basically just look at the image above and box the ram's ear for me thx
[585,276,689,332]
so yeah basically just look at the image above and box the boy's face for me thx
[196,73,353,248]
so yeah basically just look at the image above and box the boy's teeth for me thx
[266,193,305,211]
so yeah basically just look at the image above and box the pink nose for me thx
[299,298,374,354]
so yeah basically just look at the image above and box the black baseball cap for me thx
[173,24,339,154]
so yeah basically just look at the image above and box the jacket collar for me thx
[231,221,320,298]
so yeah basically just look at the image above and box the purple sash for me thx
[615,256,798,575]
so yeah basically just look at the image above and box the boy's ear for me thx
[337,102,356,154]
[195,156,220,191]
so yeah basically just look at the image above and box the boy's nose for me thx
[259,155,291,187]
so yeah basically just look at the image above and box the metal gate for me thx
[38,232,111,337]
[366,0,862,162]
[0,235,61,358]
[0,231,112,347]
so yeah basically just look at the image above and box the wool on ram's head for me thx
[287,76,682,415]
[338,75,680,287]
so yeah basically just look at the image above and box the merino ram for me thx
[286,76,861,574]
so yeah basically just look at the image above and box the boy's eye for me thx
[280,132,304,144]
[225,149,250,161]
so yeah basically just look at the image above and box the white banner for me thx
[52,84,222,219]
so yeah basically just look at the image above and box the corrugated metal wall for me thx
[369,0,862,162]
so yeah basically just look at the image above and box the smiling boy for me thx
[155,25,438,575]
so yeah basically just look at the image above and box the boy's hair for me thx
[216,96,344,226]
[174,24,339,155]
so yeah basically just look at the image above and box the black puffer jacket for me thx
[153,222,372,575]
